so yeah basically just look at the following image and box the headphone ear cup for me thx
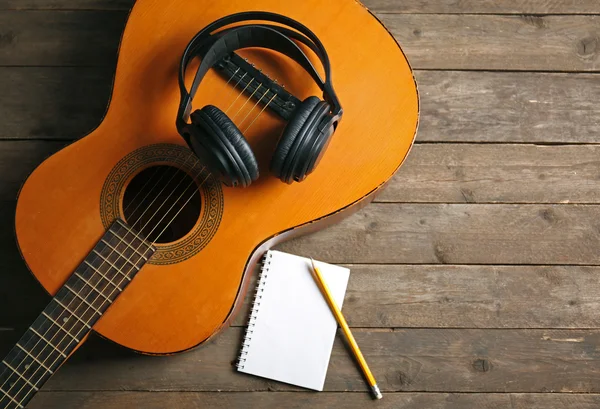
[189,105,259,187]
[289,102,333,182]
[271,96,321,181]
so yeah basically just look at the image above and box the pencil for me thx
[310,258,383,400]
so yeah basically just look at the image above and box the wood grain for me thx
[231,265,600,329]
[5,200,600,330]
[27,392,600,409]
[3,0,600,14]
[384,14,600,71]
[0,142,65,201]
[4,200,600,267]
[4,141,600,204]
[364,0,600,14]
[1,0,599,407]
[4,70,600,143]
[416,71,600,143]
[277,203,600,265]
[387,143,600,204]
[2,12,600,71]
[0,11,126,66]
[0,1,132,10]
[5,251,600,330]
[4,328,597,393]
[4,200,600,268]
[0,68,113,140]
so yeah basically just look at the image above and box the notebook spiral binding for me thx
[236,251,273,370]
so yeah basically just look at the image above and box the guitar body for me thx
[14,0,418,355]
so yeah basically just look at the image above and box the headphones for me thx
[176,12,343,187]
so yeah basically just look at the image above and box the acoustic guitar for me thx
[0,0,418,407]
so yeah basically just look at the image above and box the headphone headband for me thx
[177,12,341,132]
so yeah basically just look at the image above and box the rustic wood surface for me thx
[1,0,599,408]
[24,392,600,409]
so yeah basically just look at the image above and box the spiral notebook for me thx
[236,250,350,391]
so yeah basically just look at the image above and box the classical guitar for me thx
[0,0,418,407]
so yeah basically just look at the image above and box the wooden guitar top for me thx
[14,0,419,354]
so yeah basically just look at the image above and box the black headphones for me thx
[176,12,343,187]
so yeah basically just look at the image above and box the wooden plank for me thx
[0,68,113,140]
[364,0,600,14]
[415,71,600,143]
[3,141,600,203]
[0,11,126,66]
[277,203,600,265]
[3,0,600,14]
[232,265,600,329]
[3,69,600,143]
[27,392,600,409]
[0,1,132,10]
[20,328,600,392]
[4,212,600,329]
[3,201,600,266]
[383,14,600,71]
[385,144,600,203]
[0,141,65,200]
[4,199,600,330]
[0,12,600,71]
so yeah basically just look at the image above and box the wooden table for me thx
[2,1,600,408]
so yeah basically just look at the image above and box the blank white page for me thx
[237,250,350,391]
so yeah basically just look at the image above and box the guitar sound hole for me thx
[122,165,201,244]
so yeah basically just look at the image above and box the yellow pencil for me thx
[310,258,382,400]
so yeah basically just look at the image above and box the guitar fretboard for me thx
[0,219,155,409]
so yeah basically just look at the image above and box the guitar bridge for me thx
[215,52,302,121]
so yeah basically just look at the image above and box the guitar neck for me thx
[0,219,155,409]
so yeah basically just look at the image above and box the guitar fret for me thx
[15,344,53,375]
[109,230,149,260]
[64,285,104,316]
[1,360,38,391]
[74,273,113,303]
[84,259,130,284]
[28,328,66,359]
[52,298,91,330]
[92,249,134,278]
[100,239,139,268]
[0,386,23,408]
[41,312,80,343]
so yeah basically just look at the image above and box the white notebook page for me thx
[237,250,350,391]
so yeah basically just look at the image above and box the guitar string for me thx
[3,157,204,404]
[232,84,263,121]
[4,63,246,391]
[127,161,198,232]
[3,158,203,404]
[8,159,209,406]
[237,87,272,129]
[7,153,202,393]
[3,61,251,405]
[224,75,251,114]
[242,92,279,134]
[121,165,163,215]
[124,166,180,227]
[4,65,273,406]
[223,67,241,88]
[122,66,241,226]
